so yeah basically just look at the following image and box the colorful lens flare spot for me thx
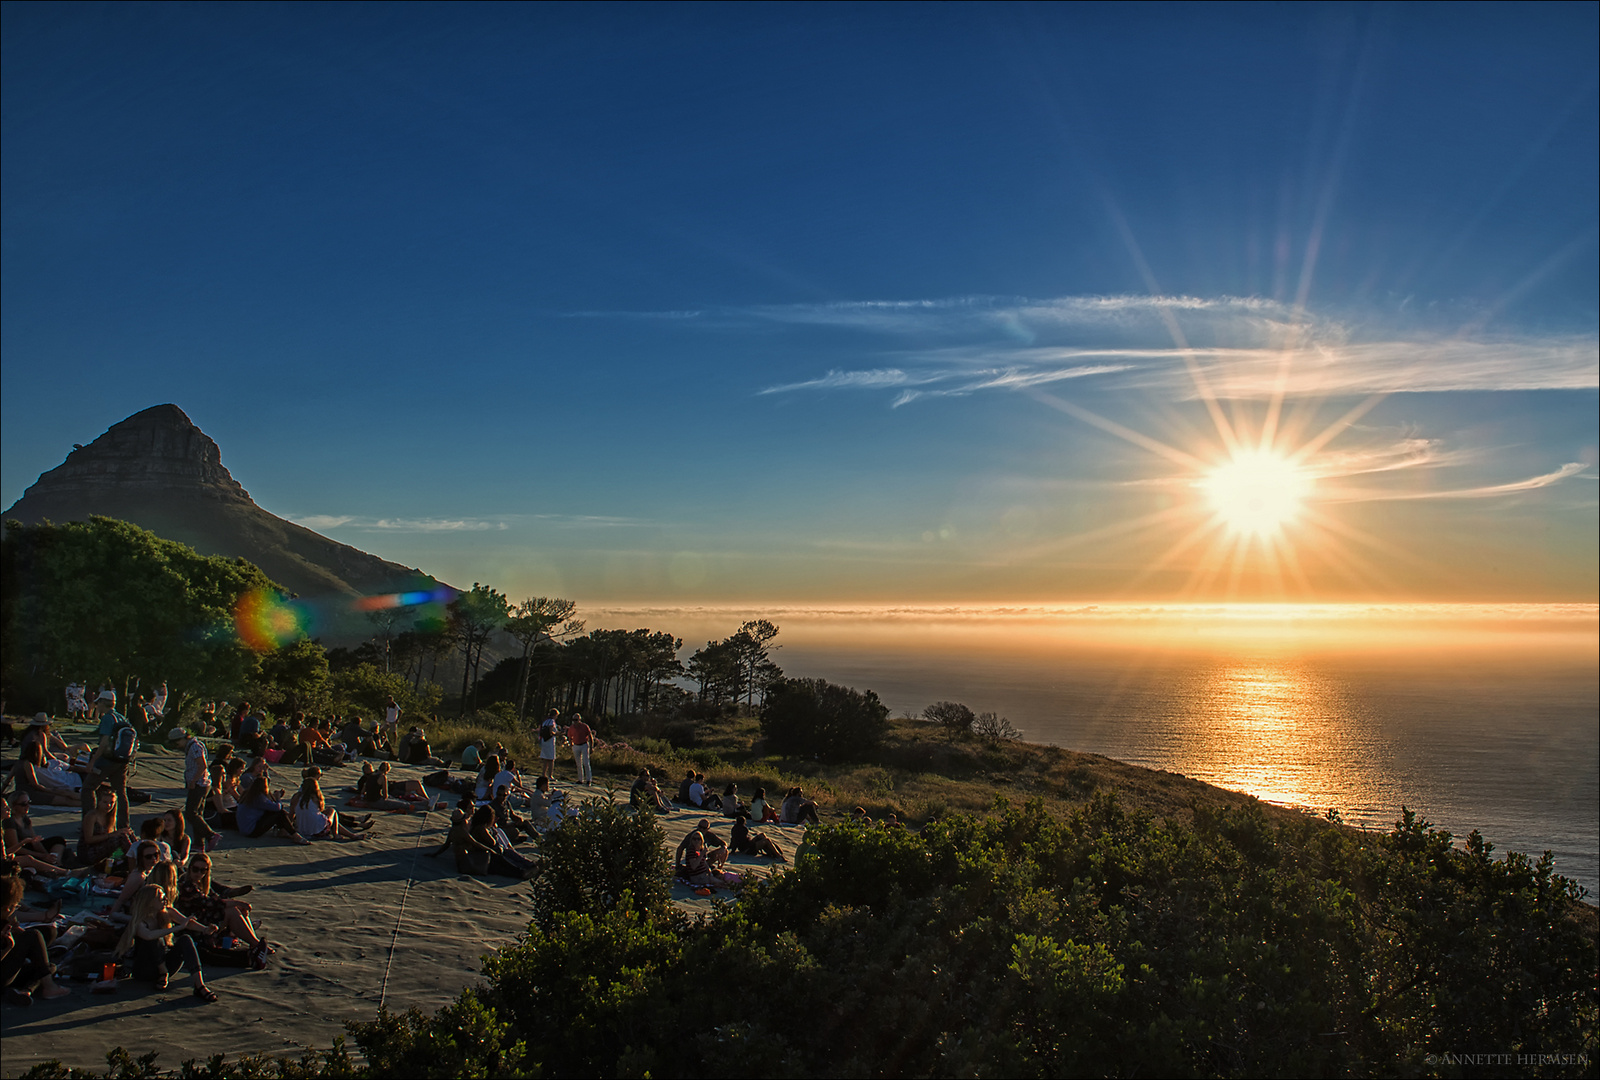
[235,590,309,652]
[352,586,458,612]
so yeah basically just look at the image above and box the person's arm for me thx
[115,872,145,910]
[133,917,169,941]
[458,829,494,856]
[165,904,217,939]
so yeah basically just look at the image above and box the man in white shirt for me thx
[183,731,219,848]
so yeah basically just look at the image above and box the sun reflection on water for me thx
[1155,659,1394,818]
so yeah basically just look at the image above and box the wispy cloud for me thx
[290,515,508,532]
[1321,462,1590,502]
[665,293,1600,405]
[292,514,355,530]
[759,362,1130,406]
[527,514,651,528]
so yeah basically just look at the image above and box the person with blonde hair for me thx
[114,883,219,1002]
[290,768,369,840]
[112,840,166,912]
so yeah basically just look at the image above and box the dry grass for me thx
[428,711,1327,831]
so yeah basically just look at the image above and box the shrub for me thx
[759,677,889,760]
[973,710,1020,745]
[527,799,670,926]
[923,700,976,739]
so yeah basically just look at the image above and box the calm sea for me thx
[599,604,1600,898]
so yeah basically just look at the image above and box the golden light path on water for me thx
[1179,661,1364,811]
[591,602,1600,896]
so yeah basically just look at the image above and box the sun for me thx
[1202,450,1312,537]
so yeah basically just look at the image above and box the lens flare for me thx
[351,586,458,612]
[234,589,309,652]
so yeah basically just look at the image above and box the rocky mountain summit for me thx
[4,404,440,609]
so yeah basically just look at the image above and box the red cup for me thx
[101,962,116,982]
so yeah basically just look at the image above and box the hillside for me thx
[3,404,446,640]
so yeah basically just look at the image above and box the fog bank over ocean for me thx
[592,603,1600,898]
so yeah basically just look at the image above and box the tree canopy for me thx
[2,516,276,711]
[760,676,889,759]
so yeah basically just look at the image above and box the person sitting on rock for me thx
[398,727,444,767]
[527,775,567,827]
[1,875,72,1006]
[356,761,438,811]
[629,769,670,814]
[780,787,820,826]
[675,822,728,876]
[1,795,71,882]
[2,793,70,877]
[290,768,369,841]
[177,852,268,966]
[491,785,533,843]
[235,769,309,845]
[78,783,137,867]
[454,806,535,879]
[207,759,244,830]
[428,796,475,860]
[114,882,220,1003]
[730,812,787,862]
[748,787,780,824]
[8,742,78,807]
[677,831,726,889]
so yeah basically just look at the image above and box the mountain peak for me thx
[4,406,441,622]
[28,403,251,504]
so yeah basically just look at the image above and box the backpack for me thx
[108,721,139,763]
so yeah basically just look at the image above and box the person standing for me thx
[148,682,168,720]
[182,731,219,850]
[382,697,402,747]
[64,682,88,719]
[538,709,559,781]
[566,712,593,785]
[82,700,135,830]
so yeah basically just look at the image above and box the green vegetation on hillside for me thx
[24,797,1597,1079]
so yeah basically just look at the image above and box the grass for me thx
[422,709,1335,833]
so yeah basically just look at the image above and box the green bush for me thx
[526,799,671,926]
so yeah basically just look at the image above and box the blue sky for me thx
[3,2,1596,603]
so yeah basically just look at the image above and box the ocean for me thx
[596,603,1600,898]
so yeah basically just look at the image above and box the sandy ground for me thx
[1,731,800,1075]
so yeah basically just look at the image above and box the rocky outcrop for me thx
[13,404,253,504]
[3,405,443,618]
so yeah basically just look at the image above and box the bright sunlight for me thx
[1202,450,1312,536]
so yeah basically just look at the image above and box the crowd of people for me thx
[3,696,829,1010]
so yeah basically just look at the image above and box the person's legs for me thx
[186,785,218,842]
[574,743,591,784]
[224,905,261,947]
[105,768,130,831]
[0,927,50,990]
[168,935,214,997]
